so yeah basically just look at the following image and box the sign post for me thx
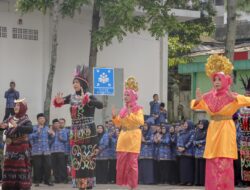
[93,68,114,96]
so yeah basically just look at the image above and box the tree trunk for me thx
[44,0,60,122]
[102,95,108,123]
[88,0,101,93]
[225,0,237,62]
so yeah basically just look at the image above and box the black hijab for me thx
[195,119,209,141]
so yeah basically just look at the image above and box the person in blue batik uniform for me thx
[146,94,160,125]
[96,125,109,184]
[157,125,172,184]
[50,119,68,184]
[59,118,70,183]
[108,126,119,184]
[3,81,20,121]
[168,125,178,185]
[177,120,195,186]
[193,120,208,186]
[155,103,168,124]
[139,122,154,184]
[153,125,162,183]
[29,113,54,187]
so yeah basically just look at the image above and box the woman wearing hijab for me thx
[0,99,33,190]
[167,125,178,185]
[194,119,209,186]
[139,122,154,184]
[96,125,109,184]
[157,125,172,184]
[177,120,195,186]
[53,65,103,189]
[191,54,250,190]
[112,77,144,190]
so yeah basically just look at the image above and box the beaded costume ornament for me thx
[205,54,234,77]
[125,77,139,92]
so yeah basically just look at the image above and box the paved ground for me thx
[28,184,249,190]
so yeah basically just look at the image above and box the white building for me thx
[0,0,199,124]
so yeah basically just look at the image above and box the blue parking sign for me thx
[93,68,114,96]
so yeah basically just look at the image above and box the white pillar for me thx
[159,34,168,107]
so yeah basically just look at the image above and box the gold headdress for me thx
[125,77,138,92]
[205,54,234,77]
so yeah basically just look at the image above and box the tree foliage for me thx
[237,0,250,13]
[17,0,215,67]
[168,0,215,67]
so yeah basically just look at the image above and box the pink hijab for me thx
[119,89,142,118]
[211,72,232,96]
[203,72,236,112]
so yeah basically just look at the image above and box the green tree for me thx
[168,0,215,67]
[16,0,89,122]
[225,0,237,62]
[237,0,250,13]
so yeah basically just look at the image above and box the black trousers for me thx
[108,159,116,183]
[168,160,179,184]
[51,152,67,183]
[32,155,52,184]
[96,160,109,184]
[3,108,14,121]
[158,160,168,184]
[234,151,243,185]
[179,156,194,184]
[194,158,205,186]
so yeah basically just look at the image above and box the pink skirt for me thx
[205,158,234,190]
[116,152,139,189]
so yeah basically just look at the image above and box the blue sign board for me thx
[93,68,114,96]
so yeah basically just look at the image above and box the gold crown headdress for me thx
[125,77,138,92]
[205,54,234,77]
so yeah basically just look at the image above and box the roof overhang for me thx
[170,9,201,22]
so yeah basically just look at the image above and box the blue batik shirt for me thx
[29,125,52,156]
[97,132,110,160]
[193,129,206,158]
[157,133,172,160]
[177,129,194,157]
[149,101,160,116]
[63,127,71,155]
[140,130,154,159]
[50,129,68,153]
[4,89,19,108]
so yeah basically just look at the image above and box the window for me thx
[12,27,38,41]
[180,75,191,91]
[214,0,224,6]
[0,26,7,38]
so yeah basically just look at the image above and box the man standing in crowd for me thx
[146,94,160,125]
[29,113,54,187]
[59,118,70,183]
[3,81,19,121]
[50,119,68,184]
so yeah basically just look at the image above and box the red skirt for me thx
[2,141,31,190]
[116,152,139,189]
[205,158,234,190]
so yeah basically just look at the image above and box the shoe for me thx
[35,183,39,187]
[45,182,54,186]
[186,183,193,186]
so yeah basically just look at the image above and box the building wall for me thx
[0,2,161,124]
